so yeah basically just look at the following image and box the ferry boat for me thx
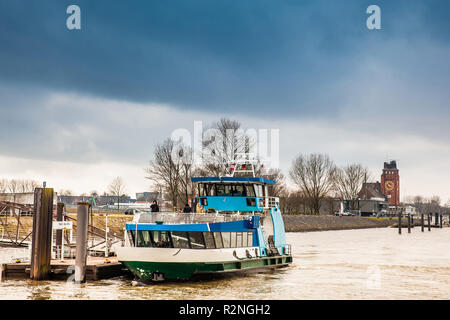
[116,161,292,281]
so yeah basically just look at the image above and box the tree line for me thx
[0,179,40,193]
[145,118,373,214]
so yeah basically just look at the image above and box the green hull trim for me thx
[121,255,293,280]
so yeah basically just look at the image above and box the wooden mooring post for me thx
[75,202,89,284]
[55,202,65,259]
[440,214,443,228]
[407,214,411,233]
[421,213,424,232]
[398,211,402,235]
[428,213,431,231]
[30,188,54,280]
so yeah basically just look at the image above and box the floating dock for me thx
[1,256,130,281]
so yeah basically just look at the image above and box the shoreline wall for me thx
[282,215,417,232]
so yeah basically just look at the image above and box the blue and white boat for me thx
[117,161,292,281]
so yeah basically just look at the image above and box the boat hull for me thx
[117,247,292,280]
[121,256,293,280]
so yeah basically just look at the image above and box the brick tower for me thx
[380,160,400,206]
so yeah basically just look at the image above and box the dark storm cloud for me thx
[1,0,450,165]
[3,0,449,115]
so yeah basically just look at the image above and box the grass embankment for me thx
[283,215,420,232]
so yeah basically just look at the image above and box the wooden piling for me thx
[398,211,402,235]
[428,213,431,231]
[440,214,443,228]
[55,202,64,257]
[75,202,89,284]
[421,214,424,232]
[407,214,411,233]
[30,188,54,280]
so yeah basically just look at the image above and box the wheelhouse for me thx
[192,176,279,212]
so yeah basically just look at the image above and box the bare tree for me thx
[108,177,127,211]
[289,153,335,215]
[7,179,19,193]
[0,179,8,193]
[146,139,183,209]
[201,118,254,176]
[18,179,40,193]
[257,167,286,197]
[178,146,195,206]
[333,164,371,210]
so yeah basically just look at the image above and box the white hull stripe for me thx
[117,246,260,263]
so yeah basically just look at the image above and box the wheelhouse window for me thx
[198,183,206,196]
[231,185,245,197]
[198,183,216,196]
[216,184,233,196]
[245,185,256,197]
[207,184,216,196]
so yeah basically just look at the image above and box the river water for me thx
[1,228,449,300]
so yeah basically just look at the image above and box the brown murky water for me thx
[1,228,449,299]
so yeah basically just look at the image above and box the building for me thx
[380,160,400,206]
[136,192,160,202]
[357,182,389,216]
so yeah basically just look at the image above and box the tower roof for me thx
[384,160,397,169]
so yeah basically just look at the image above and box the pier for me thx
[1,189,131,282]
[1,256,129,281]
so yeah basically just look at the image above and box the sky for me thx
[0,0,449,203]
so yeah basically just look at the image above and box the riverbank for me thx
[283,215,414,232]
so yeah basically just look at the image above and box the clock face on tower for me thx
[385,181,395,192]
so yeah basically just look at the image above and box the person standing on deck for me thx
[150,200,159,212]
[183,203,192,213]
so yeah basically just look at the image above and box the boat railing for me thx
[136,212,253,225]
[284,244,292,256]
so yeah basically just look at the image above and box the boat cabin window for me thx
[198,183,216,196]
[254,185,263,197]
[129,230,254,249]
[171,231,190,248]
[221,232,231,247]
[198,183,206,196]
[215,184,230,197]
[245,185,256,197]
[203,232,215,249]
[152,231,171,247]
[188,232,205,249]
[128,230,171,248]
[213,232,223,248]
[232,185,244,197]
[198,183,257,197]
